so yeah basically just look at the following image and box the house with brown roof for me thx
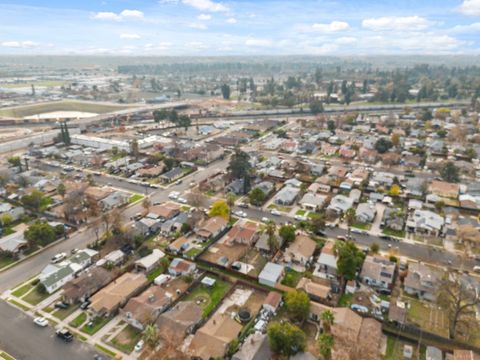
[148,203,181,221]
[137,164,165,178]
[262,291,282,314]
[429,180,460,200]
[168,258,196,277]
[296,277,331,303]
[88,272,148,317]
[120,285,172,330]
[195,216,228,241]
[63,267,114,304]
[223,221,259,246]
[84,186,112,202]
[156,301,203,344]
[283,234,317,269]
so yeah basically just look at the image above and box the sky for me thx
[0,0,479,55]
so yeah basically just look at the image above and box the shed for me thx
[258,262,284,287]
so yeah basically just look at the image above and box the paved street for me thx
[0,301,100,360]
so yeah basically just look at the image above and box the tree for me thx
[267,321,306,356]
[279,224,296,244]
[344,208,356,233]
[7,156,22,172]
[187,190,207,208]
[130,139,139,160]
[321,309,335,333]
[208,200,230,221]
[285,290,310,322]
[229,149,252,193]
[421,109,433,121]
[142,197,151,212]
[438,277,480,339]
[21,190,47,212]
[374,138,393,154]
[177,114,191,131]
[370,242,380,254]
[434,200,445,212]
[265,221,279,254]
[327,120,336,133]
[24,221,56,248]
[389,184,401,197]
[143,324,159,348]
[464,147,477,161]
[153,109,169,122]
[318,333,334,359]
[440,161,460,183]
[221,84,231,99]
[391,133,400,147]
[57,182,66,199]
[309,100,324,115]
[309,212,326,235]
[334,241,365,288]
[249,188,266,206]
[0,213,13,227]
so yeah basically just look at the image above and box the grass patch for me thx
[81,316,111,335]
[146,260,170,282]
[181,205,191,212]
[184,277,231,318]
[52,305,78,320]
[382,228,405,238]
[110,324,143,354]
[404,297,448,337]
[0,351,15,360]
[185,247,202,258]
[128,194,144,204]
[22,286,51,306]
[352,222,371,230]
[295,209,306,216]
[11,283,33,298]
[43,306,54,313]
[94,344,117,358]
[8,299,30,311]
[281,268,304,287]
[0,255,15,270]
[338,293,353,307]
[69,312,87,328]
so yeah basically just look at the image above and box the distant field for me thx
[0,100,131,119]
[0,80,65,88]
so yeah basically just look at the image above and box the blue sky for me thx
[0,0,479,55]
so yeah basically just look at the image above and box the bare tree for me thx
[187,190,207,208]
[438,277,480,339]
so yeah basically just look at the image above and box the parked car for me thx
[33,317,48,327]
[175,180,183,185]
[238,202,249,208]
[51,253,67,264]
[177,197,188,204]
[233,210,247,218]
[261,217,270,223]
[134,339,145,352]
[54,301,69,310]
[473,266,480,273]
[294,214,307,221]
[80,300,91,310]
[56,328,74,342]
[270,209,281,216]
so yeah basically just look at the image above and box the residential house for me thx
[226,178,246,195]
[41,263,80,294]
[381,207,405,232]
[121,285,172,330]
[360,256,396,291]
[314,241,337,280]
[63,267,114,304]
[0,231,27,254]
[168,258,196,277]
[284,234,316,268]
[156,301,203,343]
[273,185,300,206]
[327,194,354,214]
[258,262,284,287]
[407,209,444,236]
[89,272,148,317]
[160,167,183,184]
[232,333,272,360]
[404,262,442,301]
[85,186,112,202]
[96,249,125,267]
[429,180,460,200]
[134,216,162,236]
[137,165,165,178]
[296,277,331,303]
[135,249,165,273]
[356,202,376,223]
[299,193,327,211]
[195,216,228,242]
[405,178,427,198]
[262,291,282,314]
[223,222,259,246]
[148,203,181,221]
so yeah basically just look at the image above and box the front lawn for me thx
[352,222,371,230]
[183,277,231,318]
[338,293,353,307]
[295,209,306,216]
[52,304,78,320]
[128,194,144,204]
[110,324,143,354]
[81,316,111,335]
[22,286,51,305]
[0,255,15,270]
[69,312,88,328]
[281,268,304,287]
[185,247,202,258]
[11,282,34,298]
[382,228,405,238]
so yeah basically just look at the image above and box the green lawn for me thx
[338,293,353,307]
[8,299,30,311]
[0,256,15,270]
[146,261,170,282]
[0,351,15,360]
[94,344,117,357]
[185,247,202,258]
[382,228,405,238]
[295,209,306,216]
[281,268,304,287]
[382,336,425,360]
[110,324,143,354]
[69,312,88,328]
[52,305,78,320]
[183,277,232,318]
[11,283,33,298]
[81,316,111,335]
[352,222,371,230]
[405,297,448,337]
[22,287,51,305]
[128,194,144,204]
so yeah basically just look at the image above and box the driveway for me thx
[370,202,386,235]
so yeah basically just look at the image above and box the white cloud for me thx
[120,33,141,39]
[159,0,179,3]
[312,21,349,32]
[311,43,339,54]
[226,17,237,24]
[457,0,480,16]
[451,22,480,33]
[186,41,207,49]
[245,38,272,47]
[1,40,39,48]
[92,9,144,21]
[197,14,212,20]
[120,9,144,18]
[189,22,207,29]
[362,16,432,31]
[335,36,357,44]
[182,0,228,12]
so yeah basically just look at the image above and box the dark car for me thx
[80,300,91,310]
[379,235,391,241]
[54,301,69,310]
[56,328,73,342]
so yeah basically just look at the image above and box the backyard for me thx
[110,324,143,354]
[281,268,304,287]
[183,276,232,318]
[382,336,425,360]
[403,296,448,338]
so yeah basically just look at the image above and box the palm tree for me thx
[320,310,335,333]
[265,221,279,254]
[142,197,151,212]
[143,324,159,348]
[344,208,356,236]
[226,193,236,220]
[318,333,334,360]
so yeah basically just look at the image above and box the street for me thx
[0,301,100,360]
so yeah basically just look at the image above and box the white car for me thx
[294,214,307,221]
[168,192,179,200]
[351,228,366,235]
[177,197,188,204]
[234,210,247,218]
[51,253,67,264]
[33,317,49,327]
[134,339,145,352]
[270,209,281,216]
[261,217,270,223]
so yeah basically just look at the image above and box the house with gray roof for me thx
[0,231,27,253]
[273,185,300,206]
[356,202,376,223]
[299,193,327,211]
[100,191,129,210]
[327,194,354,214]
[407,209,444,236]
[258,262,284,287]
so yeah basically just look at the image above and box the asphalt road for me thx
[0,301,101,360]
